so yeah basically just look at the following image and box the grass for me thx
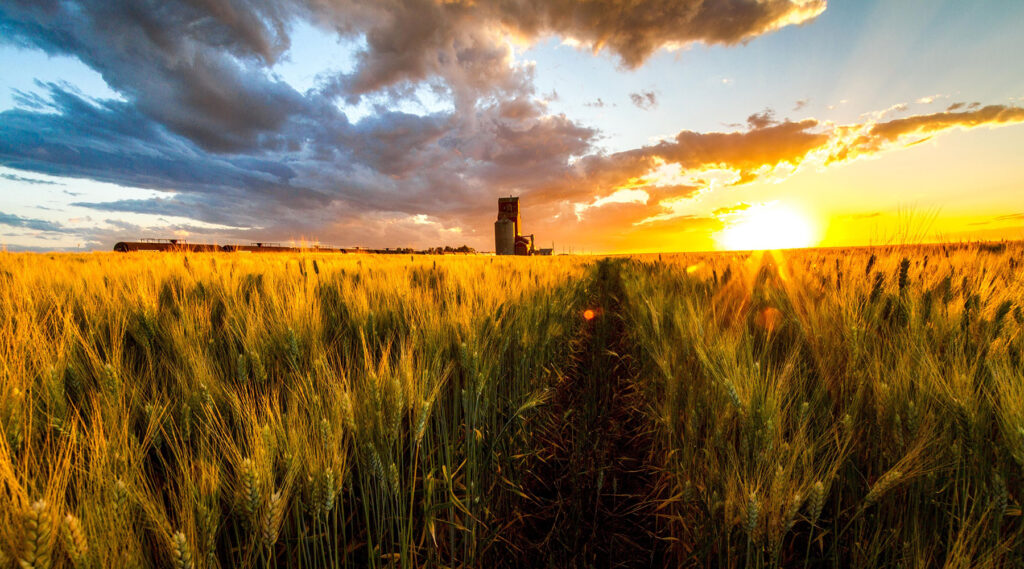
[0,243,1022,568]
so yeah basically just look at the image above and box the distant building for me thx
[494,196,536,256]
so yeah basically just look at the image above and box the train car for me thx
[222,243,346,253]
[114,239,348,253]
[113,239,219,252]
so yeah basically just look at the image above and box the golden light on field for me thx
[715,204,817,251]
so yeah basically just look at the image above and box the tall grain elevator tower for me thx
[494,196,534,255]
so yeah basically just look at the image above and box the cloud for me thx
[746,109,778,129]
[916,95,943,105]
[0,212,65,232]
[491,0,827,67]
[502,116,828,220]
[1,0,826,119]
[630,91,658,110]
[2,1,1022,252]
[1,2,312,153]
[994,213,1024,222]
[870,105,1024,139]
[713,203,751,216]
[533,101,1024,229]
[650,104,1024,191]
[1,173,59,185]
[654,119,827,174]
[831,104,1024,161]
[0,80,599,246]
[306,0,826,99]
[584,98,607,108]
[793,99,808,111]
[0,83,330,213]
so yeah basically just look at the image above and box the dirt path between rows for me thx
[504,259,667,568]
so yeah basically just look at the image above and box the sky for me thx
[0,0,1022,253]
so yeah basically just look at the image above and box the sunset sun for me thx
[716,204,817,251]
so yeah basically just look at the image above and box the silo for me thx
[497,196,521,235]
[495,218,515,255]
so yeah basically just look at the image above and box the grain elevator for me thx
[494,196,535,255]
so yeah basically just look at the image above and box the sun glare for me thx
[715,204,817,251]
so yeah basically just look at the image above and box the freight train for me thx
[113,239,352,253]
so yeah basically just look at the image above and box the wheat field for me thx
[0,244,1022,568]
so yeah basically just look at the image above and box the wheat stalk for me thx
[59,513,88,569]
[19,501,53,569]
[171,531,192,569]
[808,481,825,525]
[992,473,1007,521]
[783,492,803,535]
[744,492,759,537]
[239,458,261,525]
[197,501,219,567]
[865,470,903,505]
[320,469,336,516]
[261,490,286,548]
[340,390,356,435]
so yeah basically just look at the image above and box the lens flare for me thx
[715,204,817,251]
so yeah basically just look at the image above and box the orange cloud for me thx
[836,105,1024,157]
[569,103,1024,203]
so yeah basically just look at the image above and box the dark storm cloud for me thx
[512,0,826,65]
[305,0,826,100]
[0,0,311,153]
[0,83,329,210]
[0,211,65,232]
